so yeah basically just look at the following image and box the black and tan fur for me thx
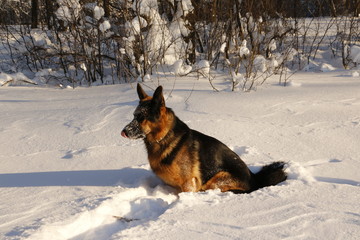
[121,84,287,193]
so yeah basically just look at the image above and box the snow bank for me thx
[172,59,192,76]
[0,72,36,86]
[196,60,210,77]
[320,63,336,72]
[350,45,360,63]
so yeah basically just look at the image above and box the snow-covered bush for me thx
[216,12,297,91]
[50,1,115,86]
[0,1,119,87]
[0,0,359,89]
[120,0,193,81]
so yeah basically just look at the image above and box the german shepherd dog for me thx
[121,84,287,193]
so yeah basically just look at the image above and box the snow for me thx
[1,71,359,239]
[99,21,111,33]
[253,55,267,73]
[179,0,194,16]
[268,39,277,52]
[133,0,158,16]
[350,45,360,63]
[93,6,104,20]
[230,70,244,86]
[56,0,82,22]
[239,40,250,57]
[0,72,36,86]
[196,60,210,77]
[320,63,336,72]
[220,43,226,53]
[172,59,192,76]
[126,17,147,35]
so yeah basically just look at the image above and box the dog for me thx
[121,84,287,193]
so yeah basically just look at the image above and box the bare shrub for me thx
[0,0,359,89]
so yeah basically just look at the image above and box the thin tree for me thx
[31,0,38,28]
[44,0,55,29]
[103,0,110,17]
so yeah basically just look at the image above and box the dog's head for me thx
[121,83,167,140]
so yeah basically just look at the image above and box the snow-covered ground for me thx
[1,72,360,239]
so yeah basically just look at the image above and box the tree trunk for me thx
[44,0,54,29]
[327,0,337,17]
[103,0,110,18]
[235,0,244,40]
[31,0,38,28]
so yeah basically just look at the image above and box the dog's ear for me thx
[152,86,165,108]
[137,83,149,100]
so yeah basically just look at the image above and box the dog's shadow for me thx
[0,167,157,188]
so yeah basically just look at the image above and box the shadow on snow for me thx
[0,167,156,188]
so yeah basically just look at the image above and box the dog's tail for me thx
[252,161,287,191]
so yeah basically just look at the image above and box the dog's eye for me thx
[134,105,149,122]
[134,113,145,122]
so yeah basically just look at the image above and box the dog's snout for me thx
[121,129,128,138]
[121,120,145,139]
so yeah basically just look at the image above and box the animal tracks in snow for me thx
[303,158,342,167]
[62,104,121,135]
[81,106,120,134]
